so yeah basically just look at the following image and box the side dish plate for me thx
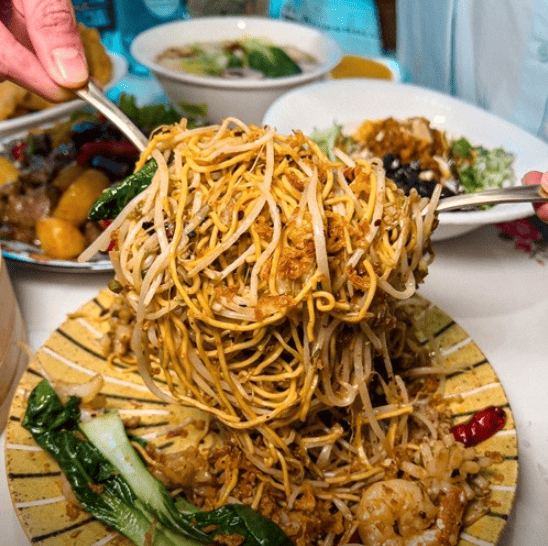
[0,242,112,272]
[4,290,518,546]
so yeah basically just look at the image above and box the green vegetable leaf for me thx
[22,379,80,437]
[178,57,221,76]
[178,100,209,128]
[88,160,157,221]
[117,93,141,123]
[451,137,473,158]
[118,91,207,130]
[23,380,295,546]
[241,38,302,78]
[82,411,295,546]
[118,93,182,135]
[458,146,515,194]
[22,380,194,546]
[192,504,294,546]
[310,124,344,159]
[69,109,100,123]
[458,165,483,192]
[87,99,207,222]
[81,412,210,543]
[178,45,228,77]
[226,50,244,69]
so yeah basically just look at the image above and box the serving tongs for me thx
[435,183,548,212]
[74,80,148,152]
[74,82,548,213]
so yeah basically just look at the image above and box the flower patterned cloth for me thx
[496,216,548,264]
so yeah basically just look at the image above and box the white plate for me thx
[0,241,111,272]
[262,80,548,240]
[0,52,127,139]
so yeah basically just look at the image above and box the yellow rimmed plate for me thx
[4,290,518,546]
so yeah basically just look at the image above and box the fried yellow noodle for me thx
[83,118,496,546]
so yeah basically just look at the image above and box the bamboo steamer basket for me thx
[0,254,27,432]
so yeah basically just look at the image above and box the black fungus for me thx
[383,153,456,199]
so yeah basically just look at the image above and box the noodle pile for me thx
[83,118,493,546]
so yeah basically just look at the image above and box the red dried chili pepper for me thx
[76,141,139,167]
[98,220,112,230]
[99,221,116,251]
[11,141,27,161]
[451,406,506,447]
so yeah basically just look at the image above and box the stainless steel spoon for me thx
[74,80,148,152]
[435,183,548,212]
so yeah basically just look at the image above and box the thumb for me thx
[23,0,88,88]
[541,172,548,193]
[522,171,543,186]
[523,171,548,222]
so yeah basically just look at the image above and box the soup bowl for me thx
[130,16,342,125]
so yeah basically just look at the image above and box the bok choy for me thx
[23,379,293,546]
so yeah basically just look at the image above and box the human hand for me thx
[523,171,548,222]
[0,0,88,102]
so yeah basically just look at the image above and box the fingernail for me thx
[52,47,88,83]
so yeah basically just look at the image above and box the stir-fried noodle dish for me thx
[81,118,501,546]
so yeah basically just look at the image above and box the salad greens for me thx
[117,94,208,132]
[450,137,515,193]
[23,379,294,546]
[450,137,474,158]
[309,124,345,160]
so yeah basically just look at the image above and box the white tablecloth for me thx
[1,223,547,545]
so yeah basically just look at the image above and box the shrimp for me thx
[357,479,467,546]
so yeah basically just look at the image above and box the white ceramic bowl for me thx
[131,16,342,125]
[0,255,27,432]
[262,79,548,241]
